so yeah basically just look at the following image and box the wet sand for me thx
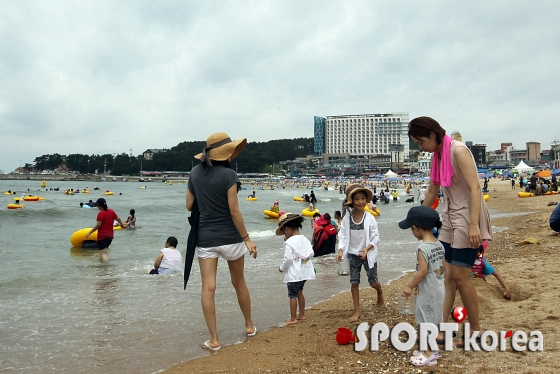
[163,180,560,373]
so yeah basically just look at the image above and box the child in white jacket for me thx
[277,213,316,325]
[337,184,384,322]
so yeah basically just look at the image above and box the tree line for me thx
[30,138,314,175]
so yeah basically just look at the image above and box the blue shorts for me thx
[442,241,480,268]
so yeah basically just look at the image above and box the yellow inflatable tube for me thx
[263,210,279,219]
[70,226,121,247]
[246,197,258,201]
[301,208,320,217]
[104,191,114,196]
[365,206,380,217]
[293,196,304,202]
[7,203,24,209]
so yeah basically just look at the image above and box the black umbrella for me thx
[184,199,199,290]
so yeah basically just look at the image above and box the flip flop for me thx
[247,326,258,337]
[410,353,437,367]
[201,340,221,351]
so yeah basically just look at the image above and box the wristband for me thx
[242,234,249,240]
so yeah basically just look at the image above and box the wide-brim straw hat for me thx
[194,132,247,162]
[344,183,373,205]
[276,213,302,235]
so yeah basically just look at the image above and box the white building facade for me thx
[414,152,433,173]
[322,113,410,158]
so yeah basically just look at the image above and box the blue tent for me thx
[502,171,513,178]
[552,168,560,176]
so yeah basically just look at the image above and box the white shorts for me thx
[196,242,247,261]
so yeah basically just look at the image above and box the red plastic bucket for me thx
[336,327,355,345]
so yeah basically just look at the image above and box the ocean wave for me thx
[248,229,276,238]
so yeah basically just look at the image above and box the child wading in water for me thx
[399,206,445,367]
[277,213,316,325]
[337,184,384,322]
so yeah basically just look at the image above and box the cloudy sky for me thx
[1,0,559,172]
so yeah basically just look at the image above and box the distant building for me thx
[466,143,487,166]
[414,152,433,173]
[314,112,409,173]
[143,149,167,160]
[509,149,528,164]
[451,131,462,142]
[526,142,541,163]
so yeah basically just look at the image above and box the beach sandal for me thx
[201,340,221,351]
[410,353,437,367]
[456,335,481,348]
[412,350,440,359]
[246,326,258,337]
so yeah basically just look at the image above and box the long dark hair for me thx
[408,116,446,145]
[98,200,108,211]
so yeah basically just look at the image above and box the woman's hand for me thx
[244,239,257,259]
[468,224,482,249]
[85,232,90,239]
[336,249,343,262]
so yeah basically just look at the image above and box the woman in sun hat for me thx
[186,132,257,351]
[408,116,492,347]
[276,213,315,325]
[337,183,383,322]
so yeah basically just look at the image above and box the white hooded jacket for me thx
[279,235,316,283]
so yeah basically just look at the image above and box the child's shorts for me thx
[442,241,480,268]
[196,242,247,261]
[348,254,378,285]
[287,280,306,298]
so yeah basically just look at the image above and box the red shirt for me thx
[96,209,118,240]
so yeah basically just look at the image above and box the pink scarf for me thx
[430,135,454,187]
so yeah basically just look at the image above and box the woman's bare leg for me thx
[443,261,456,323]
[227,256,255,334]
[199,257,220,347]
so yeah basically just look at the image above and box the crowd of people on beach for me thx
[65,120,560,369]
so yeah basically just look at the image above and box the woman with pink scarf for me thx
[407,117,492,347]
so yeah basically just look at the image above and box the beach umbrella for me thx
[537,170,551,177]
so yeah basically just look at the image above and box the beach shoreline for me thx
[162,179,560,374]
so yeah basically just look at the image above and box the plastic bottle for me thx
[398,293,416,315]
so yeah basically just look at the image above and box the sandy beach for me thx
[163,179,560,374]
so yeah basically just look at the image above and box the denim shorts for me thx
[348,254,378,285]
[287,280,306,298]
[442,241,480,268]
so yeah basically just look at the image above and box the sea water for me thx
[0,180,424,374]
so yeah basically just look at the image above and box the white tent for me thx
[513,161,534,173]
[384,169,398,177]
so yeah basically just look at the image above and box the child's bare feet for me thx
[296,314,306,320]
[283,319,298,326]
[349,313,360,322]
[376,290,385,306]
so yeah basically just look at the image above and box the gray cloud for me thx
[1,0,559,172]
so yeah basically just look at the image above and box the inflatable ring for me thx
[365,206,380,217]
[293,196,304,202]
[70,227,121,248]
[263,210,279,219]
[301,208,320,217]
[246,197,257,201]
[484,194,490,202]
[3,191,15,195]
[517,192,535,198]
[82,190,90,194]
[23,195,40,201]
[104,191,114,196]
[430,197,439,210]
[7,203,24,209]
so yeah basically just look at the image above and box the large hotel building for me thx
[314,112,410,168]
